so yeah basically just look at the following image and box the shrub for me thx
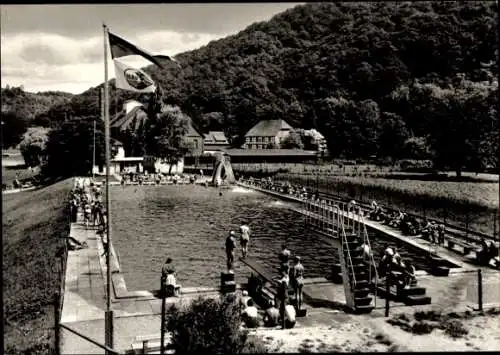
[165,295,267,354]
[414,310,442,322]
[442,320,468,338]
[411,321,434,335]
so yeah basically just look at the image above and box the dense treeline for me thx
[31,2,500,173]
[1,86,73,148]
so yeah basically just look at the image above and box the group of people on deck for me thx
[379,245,416,290]
[243,176,310,199]
[68,178,106,250]
[369,200,446,240]
[238,243,303,329]
[70,179,105,230]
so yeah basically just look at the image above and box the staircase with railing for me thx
[336,204,375,314]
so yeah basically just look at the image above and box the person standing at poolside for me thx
[239,222,251,258]
[291,256,305,311]
[279,244,291,274]
[226,231,237,273]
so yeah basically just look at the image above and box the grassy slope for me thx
[2,178,72,354]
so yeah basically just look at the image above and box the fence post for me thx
[54,292,61,355]
[385,271,390,317]
[477,269,483,312]
[465,206,469,238]
[160,274,166,355]
[493,212,497,242]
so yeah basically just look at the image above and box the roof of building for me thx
[204,131,229,144]
[244,119,293,137]
[186,119,204,138]
[110,105,147,130]
[223,149,318,157]
[111,138,123,147]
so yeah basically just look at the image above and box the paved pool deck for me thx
[60,181,500,354]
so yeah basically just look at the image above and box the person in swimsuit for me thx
[279,244,291,274]
[239,223,251,258]
[292,256,305,311]
[226,231,237,273]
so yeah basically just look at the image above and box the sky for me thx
[1,3,302,94]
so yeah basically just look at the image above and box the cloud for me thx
[1,4,303,38]
[1,30,222,94]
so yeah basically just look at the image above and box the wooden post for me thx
[465,206,469,238]
[477,269,483,312]
[54,292,61,355]
[385,271,390,317]
[160,274,166,355]
[493,212,497,243]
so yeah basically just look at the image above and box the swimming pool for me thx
[111,185,451,291]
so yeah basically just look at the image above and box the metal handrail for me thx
[359,213,378,306]
[335,204,357,289]
[60,324,120,355]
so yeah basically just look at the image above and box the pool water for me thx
[111,185,448,291]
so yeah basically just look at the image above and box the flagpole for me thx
[103,23,114,353]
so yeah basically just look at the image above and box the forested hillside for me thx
[1,86,73,125]
[1,86,73,148]
[36,2,499,171]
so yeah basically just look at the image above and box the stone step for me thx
[353,288,371,298]
[354,296,373,307]
[352,304,374,314]
[431,266,450,277]
[400,286,426,297]
[406,295,432,306]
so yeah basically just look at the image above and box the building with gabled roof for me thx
[203,131,230,152]
[243,119,293,149]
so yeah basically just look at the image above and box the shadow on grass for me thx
[303,292,347,312]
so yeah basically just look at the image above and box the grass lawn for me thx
[2,165,40,187]
[2,178,72,354]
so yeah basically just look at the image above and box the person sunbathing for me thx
[242,299,260,328]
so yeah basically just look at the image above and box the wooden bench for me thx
[444,237,474,255]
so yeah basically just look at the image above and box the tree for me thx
[315,97,381,159]
[402,136,432,160]
[144,106,190,174]
[19,127,50,167]
[43,117,106,179]
[280,129,304,149]
[378,112,409,161]
[1,111,28,149]
[425,78,498,176]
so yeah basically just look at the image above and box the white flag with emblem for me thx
[113,58,156,93]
